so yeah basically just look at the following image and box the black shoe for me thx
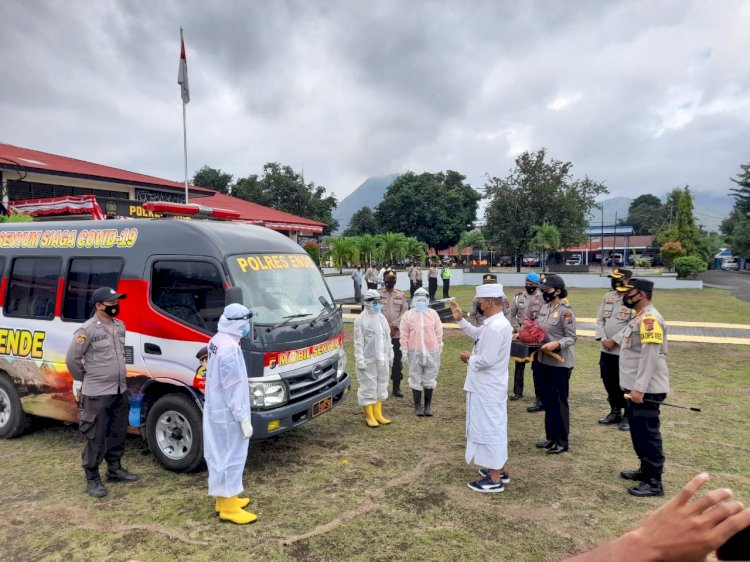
[628,479,664,497]
[527,401,544,413]
[598,409,622,425]
[423,388,433,417]
[393,384,404,398]
[85,469,108,498]
[620,469,648,481]
[547,443,569,454]
[510,394,523,401]
[618,418,630,431]
[106,465,139,483]
[412,389,424,416]
[535,439,555,449]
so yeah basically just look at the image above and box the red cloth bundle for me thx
[516,320,546,345]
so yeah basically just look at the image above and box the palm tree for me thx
[324,236,358,273]
[403,236,428,263]
[377,232,407,265]
[456,230,487,265]
[529,222,561,272]
[0,211,33,223]
[356,234,380,265]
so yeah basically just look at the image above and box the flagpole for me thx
[183,100,188,203]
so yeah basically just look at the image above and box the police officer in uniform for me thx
[509,273,544,403]
[468,274,510,326]
[618,278,669,497]
[65,287,138,498]
[379,270,409,397]
[595,268,634,430]
[533,274,576,454]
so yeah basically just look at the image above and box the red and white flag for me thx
[177,28,190,104]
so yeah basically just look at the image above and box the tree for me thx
[722,207,750,259]
[303,240,320,265]
[483,148,608,271]
[192,165,234,194]
[343,206,378,237]
[403,236,428,263]
[673,256,707,279]
[355,234,381,265]
[377,232,408,265]
[456,230,487,264]
[729,162,750,216]
[374,171,481,250]
[234,163,339,234]
[674,186,701,256]
[625,194,663,235]
[323,237,358,273]
[660,241,686,271]
[529,222,561,272]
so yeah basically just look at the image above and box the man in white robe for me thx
[204,303,256,524]
[450,284,512,493]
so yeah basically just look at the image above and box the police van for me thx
[0,211,350,471]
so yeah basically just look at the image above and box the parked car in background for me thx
[605,253,624,267]
[522,256,539,267]
[721,258,739,271]
[565,254,582,266]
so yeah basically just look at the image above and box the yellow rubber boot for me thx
[217,496,257,525]
[373,401,391,425]
[215,496,251,513]
[363,405,379,427]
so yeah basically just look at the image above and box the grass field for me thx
[1,291,749,561]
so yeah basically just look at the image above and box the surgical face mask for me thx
[623,292,640,309]
[415,300,428,312]
[102,304,119,317]
[372,303,383,313]
[542,290,557,303]
[241,324,251,337]
[525,285,537,295]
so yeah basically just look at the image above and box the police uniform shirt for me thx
[594,290,635,356]
[618,304,669,394]
[378,287,408,334]
[536,301,577,368]
[509,290,543,331]
[65,317,127,396]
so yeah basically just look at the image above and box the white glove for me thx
[356,359,367,370]
[240,419,253,440]
[72,381,82,400]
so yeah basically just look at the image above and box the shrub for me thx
[660,241,686,270]
[673,255,707,279]
[303,240,320,264]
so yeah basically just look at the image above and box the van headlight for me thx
[336,349,347,380]
[249,381,287,409]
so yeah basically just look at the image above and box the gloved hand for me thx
[356,359,367,370]
[72,381,82,400]
[240,419,253,440]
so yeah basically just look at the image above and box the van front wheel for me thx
[0,375,28,439]
[146,393,204,472]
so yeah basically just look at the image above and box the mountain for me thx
[333,174,399,233]
[588,193,733,232]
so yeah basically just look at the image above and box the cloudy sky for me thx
[1,0,749,212]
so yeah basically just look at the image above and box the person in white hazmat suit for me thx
[450,284,513,493]
[353,289,394,427]
[400,287,443,417]
[204,303,257,524]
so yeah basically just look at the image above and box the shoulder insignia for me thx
[564,311,573,324]
[606,296,616,303]
[562,298,570,306]
[76,333,87,344]
[640,314,664,344]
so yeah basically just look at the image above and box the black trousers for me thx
[531,361,544,401]
[428,278,437,300]
[391,337,403,385]
[599,352,626,410]
[354,281,362,302]
[539,363,572,445]
[625,390,666,480]
[366,282,377,290]
[79,392,128,471]
[409,281,422,298]
[442,278,450,298]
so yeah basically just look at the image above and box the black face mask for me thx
[542,291,557,303]
[385,281,396,289]
[103,304,120,317]
[623,292,640,309]
[611,279,625,291]
[525,286,537,295]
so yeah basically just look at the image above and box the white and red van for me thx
[0,215,350,471]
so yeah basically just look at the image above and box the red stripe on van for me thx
[116,279,210,343]
[0,276,5,307]
[55,278,64,317]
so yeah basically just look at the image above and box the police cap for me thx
[608,268,633,280]
[482,273,497,284]
[538,273,565,290]
[623,278,654,292]
[91,287,127,303]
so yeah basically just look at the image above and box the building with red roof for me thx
[0,143,325,237]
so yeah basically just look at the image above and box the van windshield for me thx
[226,253,334,325]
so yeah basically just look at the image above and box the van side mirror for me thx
[225,287,244,306]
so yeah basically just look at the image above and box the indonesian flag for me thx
[177,28,190,104]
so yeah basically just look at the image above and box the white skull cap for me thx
[475,283,505,299]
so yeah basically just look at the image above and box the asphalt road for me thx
[700,269,750,303]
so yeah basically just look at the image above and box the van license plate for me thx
[313,396,333,417]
